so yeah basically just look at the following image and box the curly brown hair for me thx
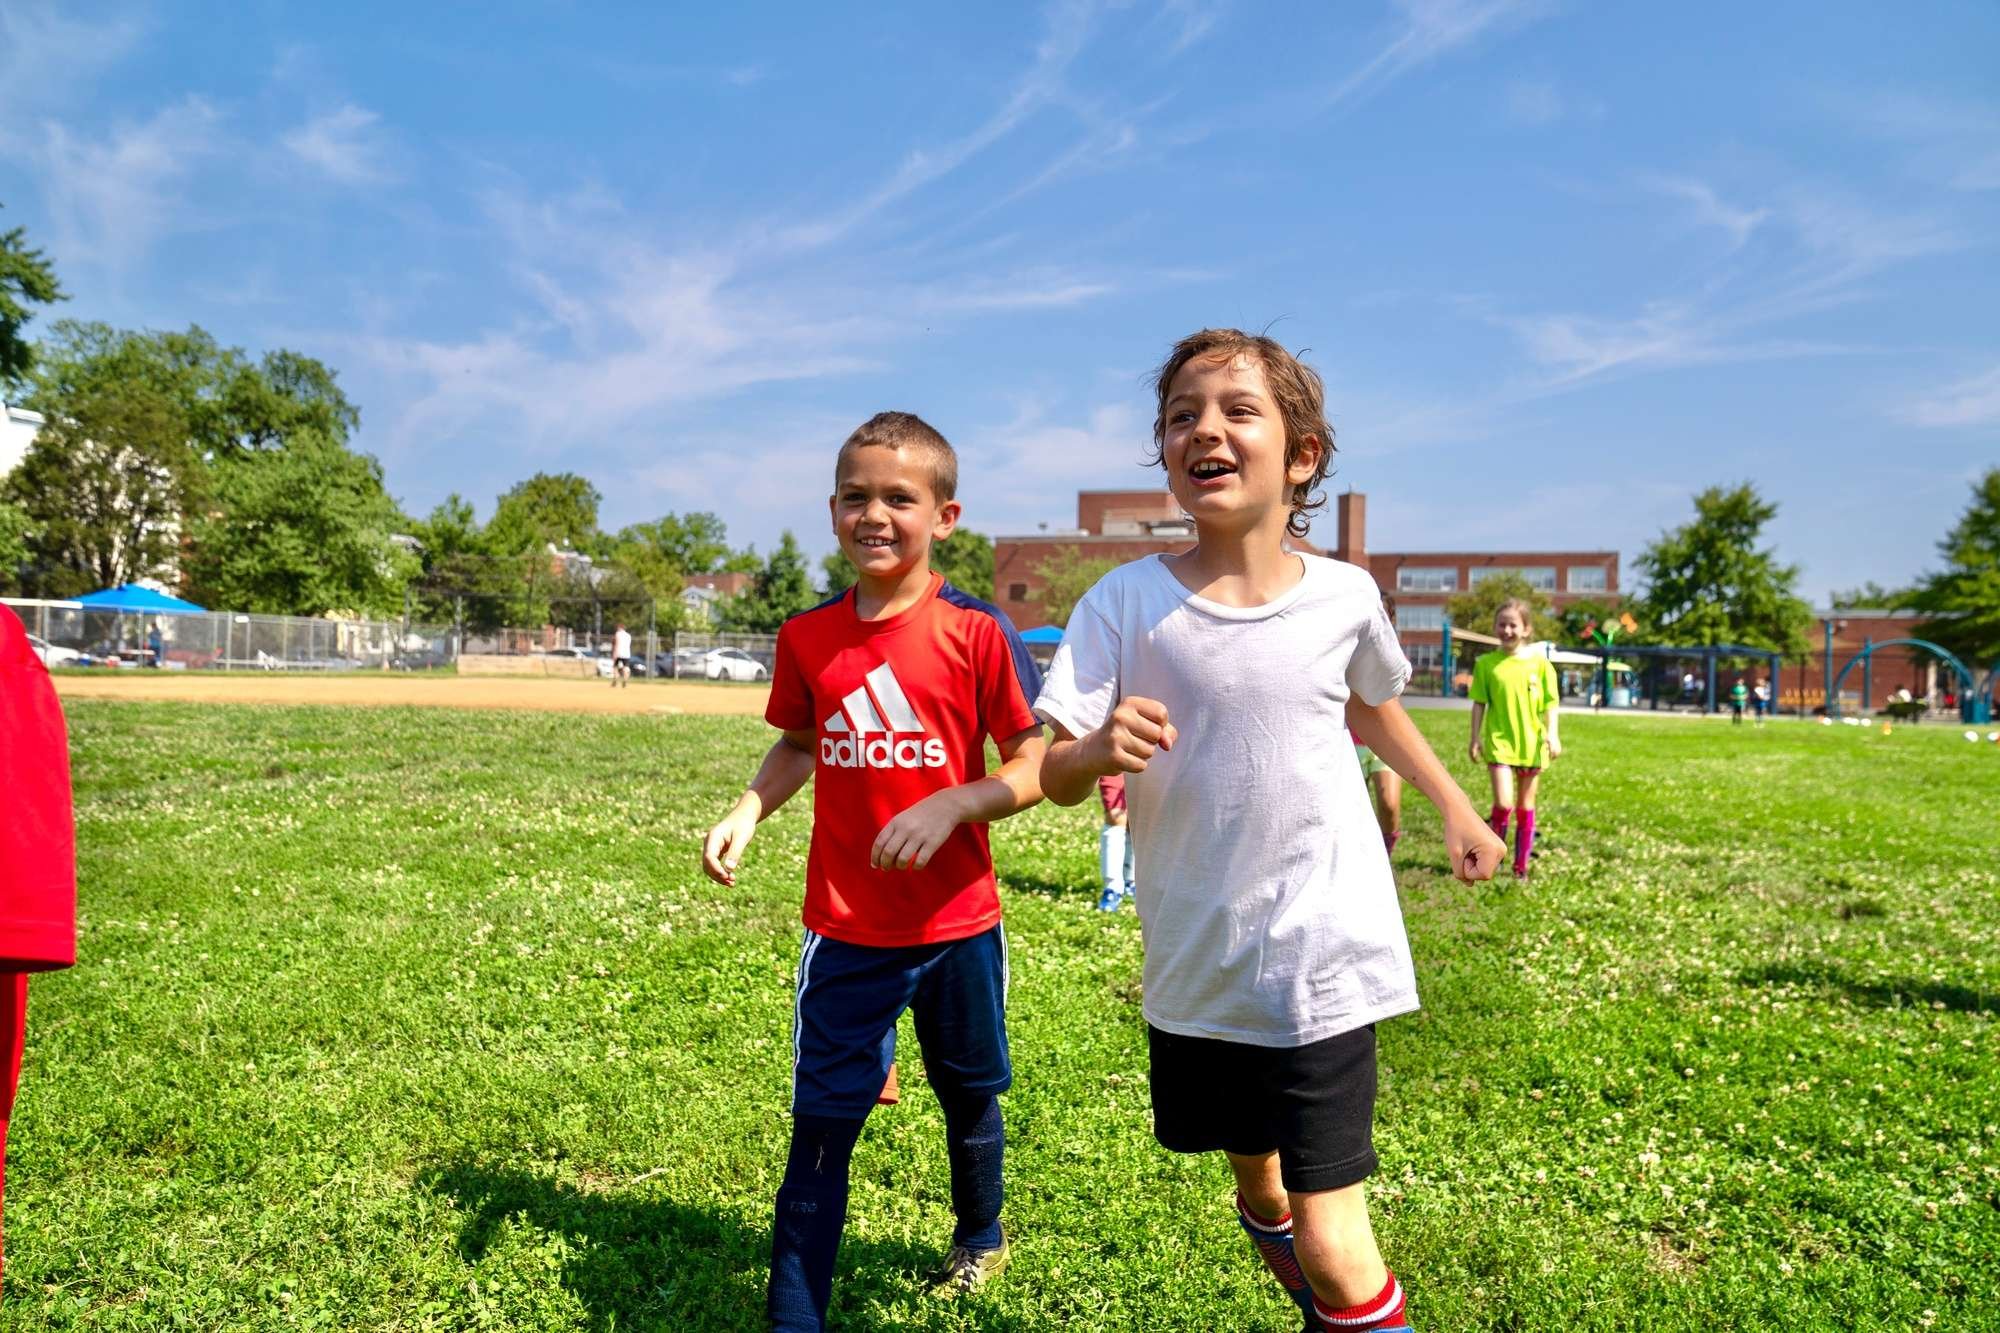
[1148,328,1335,540]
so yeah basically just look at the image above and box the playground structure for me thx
[1825,632,1993,725]
[1436,615,1996,723]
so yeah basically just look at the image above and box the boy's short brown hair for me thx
[835,411,958,503]
[1149,329,1335,540]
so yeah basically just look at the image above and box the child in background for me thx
[1467,600,1561,880]
[1038,329,1505,1332]
[1730,676,1749,724]
[1095,774,1135,911]
[701,412,1045,1330]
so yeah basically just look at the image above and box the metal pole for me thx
[1862,637,1873,716]
[1440,618,1453,698]
[1823,619,1834,716]
[1705,650,1717,714]
[647,598,657,677]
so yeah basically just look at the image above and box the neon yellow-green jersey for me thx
[1470,649,1559,769]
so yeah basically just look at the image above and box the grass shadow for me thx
[423,1162,1041,1332]
[1738,962,1996,1014]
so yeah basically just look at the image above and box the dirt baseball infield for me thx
[52,672,773,716]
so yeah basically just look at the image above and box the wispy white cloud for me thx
[1899,364,2000,428]
[283,104,399,185]
[30,96,227,269]
[962,401,1156,534]
[1502,79,1565,127]
[1324,0,1549,112]
[1637,173,1769,250]
[0,3,143,139]
[1828,89,2000,193]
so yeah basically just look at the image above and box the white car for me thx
[27,634,81,668]
[691,648,768,682]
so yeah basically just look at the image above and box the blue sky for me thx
[2,0,1996,600]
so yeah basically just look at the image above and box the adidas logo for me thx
[821,662,948,770]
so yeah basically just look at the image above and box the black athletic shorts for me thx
[1148,1022,1378,1193]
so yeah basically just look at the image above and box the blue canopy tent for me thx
[1018,625,1064,646]
[75,584,207,614]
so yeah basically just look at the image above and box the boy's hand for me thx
[1092,697,1177,775]
[1445,809,1506,884]
[873,789,965,871]
[1468,739,1483,764]
[702,802,759,886]
[1548,734,1562,760]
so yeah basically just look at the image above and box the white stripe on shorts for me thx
[792,929,823,1100]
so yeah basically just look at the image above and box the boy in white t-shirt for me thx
[1036,329,1506,1333]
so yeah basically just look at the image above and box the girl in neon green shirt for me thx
[1467,599,1561,879]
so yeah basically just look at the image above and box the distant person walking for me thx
[1729,676,1748,724]
[1752,676,1771,723]
[146,624,164,668]
[1469,600,1561,880]
[612,624,632,688]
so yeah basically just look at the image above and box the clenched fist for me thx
[1091,696,1178,775]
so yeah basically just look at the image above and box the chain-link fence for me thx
[5,598,456,671]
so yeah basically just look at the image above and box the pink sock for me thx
[1314,1271,1408,1328]
[1385,829,1401,855]
[1488,804,1510,838]
[1514,808,1537,873]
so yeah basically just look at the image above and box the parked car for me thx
[689,647,768,682]
[26,634,82,668]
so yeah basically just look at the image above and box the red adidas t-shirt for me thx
[766,575,1042,947]
[0,606,76,971]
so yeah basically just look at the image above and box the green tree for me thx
[183,431,415,617]
[931,529,995,600]
[0,207,64,387]
[406,495,511,630]
[486,472,604,627]
[820,550,856,597]
[1636,484,1811,652]
[1029,546,1122,628]
[0,498,34,594]
[614,511,732,575]
[29,321,355,459]
[1830,581,1913,611]
[1909,467,2000,662]
[724,531,819,633]
[1445,573,1556,638]
[5,378,194,595]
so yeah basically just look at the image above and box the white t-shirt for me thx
[1035,553,1416,1047]
[614,628,632,659]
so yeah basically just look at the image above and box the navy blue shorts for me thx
[791,925,1011,1117]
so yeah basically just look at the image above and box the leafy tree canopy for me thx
[4,376,194,596]
[26,321,356,460]
[1636,484,1812,653]
[0,498,35,595]
[487,472,602,557]
[183,431,415,617]
[1029,546,1122,628]
[1909,467,2000,662]
[612,511,732,576]
[0,207,64,388]
[723,531,819,633]
[1830,581,1914,611]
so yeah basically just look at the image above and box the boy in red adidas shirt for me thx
[701,411,1045,1331]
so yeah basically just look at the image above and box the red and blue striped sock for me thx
[1314,1270,1410,1329]
[1235,1192,1323,1329]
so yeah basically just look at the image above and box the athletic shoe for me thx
[1097,886,1124,912]
[929,1233,1010,1296]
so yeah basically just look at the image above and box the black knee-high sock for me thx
[938,1091,1004,1250]
[768,1113,866,1332]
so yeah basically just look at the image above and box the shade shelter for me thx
[74,585,207,615]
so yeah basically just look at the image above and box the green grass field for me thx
[13,703,1999,1330]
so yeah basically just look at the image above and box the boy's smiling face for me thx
[1494,604,1531,649]
[1160,352,1320,539]
[830,444,960,585]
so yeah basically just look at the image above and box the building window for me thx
[1567,565,1608,592]
[1008,583,1028,602]
[1396,604,1446,632]
[1469,566,1556,591]
[1402,642,1441,671]
[1396,566,1457,592]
